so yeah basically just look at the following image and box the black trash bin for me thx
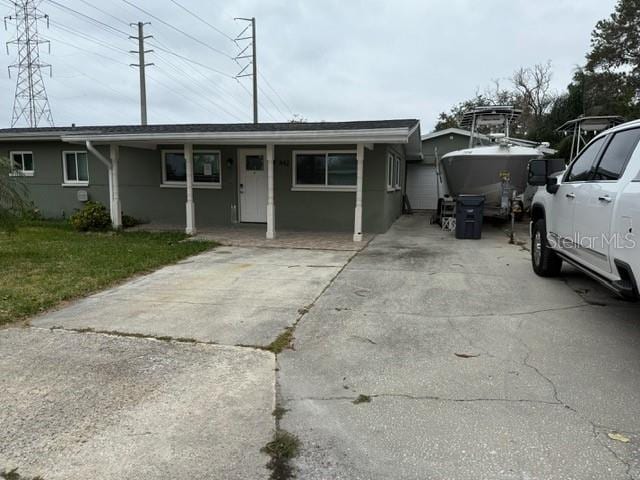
[455,195,484,239]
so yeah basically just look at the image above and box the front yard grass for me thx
[0,221,216,326]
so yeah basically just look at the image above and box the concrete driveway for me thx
[279,215,640,479]
[0,329,275,480]
[1,245,355,479]
[2,217,639,479]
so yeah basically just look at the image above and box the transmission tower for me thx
[4,0,54,128]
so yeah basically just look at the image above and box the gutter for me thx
[85,140,111,168]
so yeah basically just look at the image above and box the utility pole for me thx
[4,0,53,128]
[130,22,153,126]
[234,17,258,123]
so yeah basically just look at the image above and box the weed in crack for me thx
[352,394,372,405]
[268,327,295,354]
[272,406,288,421]
[261,430,300,480]
[1,469,44,480]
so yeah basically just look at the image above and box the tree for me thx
[511,61,556,123]
[289,114,308,123]
[585,0,640,118]
[0,156,27,231]
[587,0,640,75]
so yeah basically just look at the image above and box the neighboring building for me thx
[0,120,421,240]
[406,127,556,210]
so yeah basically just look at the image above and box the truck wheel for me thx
[532,219,562,277]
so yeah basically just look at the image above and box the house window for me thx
[162,150,221,187]
[394,154,401,190]
[63,151,89,184]
[292,151,357,190]
[386,154,394,191]
[10,151,34,176]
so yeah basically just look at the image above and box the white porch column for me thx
[110,144,122,229]
[107,166,115,225]
[266,143,275,239]
[184,143,196,235]
[353,143,364,242]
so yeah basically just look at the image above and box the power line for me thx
[168,0,235,42]
[147,41,235,79]
[151,44,250,118]
[75,0,130,28]
[259,72,295,117]
[42,32,128,66]
[258,85,287,121]
[147,71,233,121]
[153,58,244,122]
[46,0,129,37]
[121,0,235,60]
[160,0,296,120]
[237,79,277,122]
[40,5,249,122]
[51,57,136,102]
[49,19,129,56]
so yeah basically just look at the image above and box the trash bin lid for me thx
[457,194,485,206]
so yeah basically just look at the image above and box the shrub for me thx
[122,214,141,229]
[69,201,111,232]
[20,202,41,221]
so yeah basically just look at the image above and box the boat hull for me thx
[441,152,541,214]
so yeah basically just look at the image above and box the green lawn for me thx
[0,221,216,326]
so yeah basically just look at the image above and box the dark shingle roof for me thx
[0,119,419,137]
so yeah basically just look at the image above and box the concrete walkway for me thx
[32,246,353,346]
[279,214,640,479]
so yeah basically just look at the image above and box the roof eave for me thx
[58,127,414,145]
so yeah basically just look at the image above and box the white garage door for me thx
[406,164,439,210]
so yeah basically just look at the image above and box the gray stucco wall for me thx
[421,133,471,164]
[2,141,405,233]
[382,144,405,230]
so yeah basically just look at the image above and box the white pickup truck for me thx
[527,119,640,299]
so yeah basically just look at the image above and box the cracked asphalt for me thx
[279,215,640,479]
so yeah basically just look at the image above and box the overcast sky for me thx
[0,0,617,131]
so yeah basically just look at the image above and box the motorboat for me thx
[556,115,625,161]
[439,106,545,218]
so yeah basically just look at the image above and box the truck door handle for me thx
[598,195,612,203]
[565,193,576,199]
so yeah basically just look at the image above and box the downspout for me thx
[85,140,116,228]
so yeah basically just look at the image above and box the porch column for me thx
[110,144,122,229]
[353,143,364,242]
[184,143,196,235]
[266,143,275,239]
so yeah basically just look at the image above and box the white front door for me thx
[238,149,267,223]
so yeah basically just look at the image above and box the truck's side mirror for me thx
[528,159,548,186]
[546,177,560,194]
